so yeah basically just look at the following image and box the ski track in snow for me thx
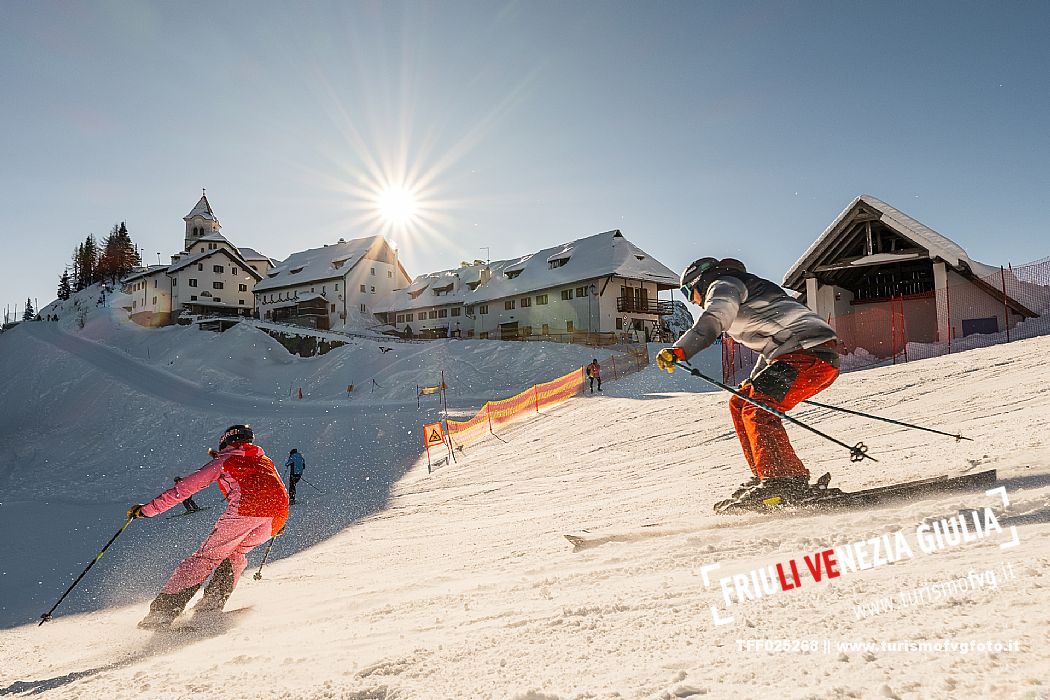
[1,295,1049,699]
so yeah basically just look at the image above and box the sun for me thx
[375,184,419,227]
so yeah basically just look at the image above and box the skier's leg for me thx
[159,514,266,595]
[746,353,839,480]
[729,392,759,477]
[195,518,272,612]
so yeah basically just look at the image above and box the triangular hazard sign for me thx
[427,428,443,445]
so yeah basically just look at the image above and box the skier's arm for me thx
[673,277,747,361]
[140,458,224,517]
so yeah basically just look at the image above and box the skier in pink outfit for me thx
[128,424,289,629]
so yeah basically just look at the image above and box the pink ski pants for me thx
[161,513,274,594]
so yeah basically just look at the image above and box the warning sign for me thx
[423,422,445,447]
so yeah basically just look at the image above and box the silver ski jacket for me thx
[673,271,837,377]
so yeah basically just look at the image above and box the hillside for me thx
[0,296,1048,699]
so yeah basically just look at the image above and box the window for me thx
[322,286,326,294]
[406,313,414,322]
[190,295,197,301]
[197,263,203,271]
[567,320,574,333]
[370,267,375,275]
[370,286,375,293]
[561,289,573,301]
[438,309,447,318]
[154,279,158,288]
[479,304,489,315]
[466,305,474,315]
[213,297,221,303]
[238,284,247,292]
[576,286,588,298]
[549,258,568,269]
[311,287,315,293]
[214,265,224,273]
[213,281,224,290]
[251,265,258,272]
[428,310,437,319]
[616,318,623,330]
[290,267,304,274]
[505,300,515,310]
[542,323,550,335]
[387,270,392,278]
[208,243,217,250]
[189,279,198,287]
[152,296,157,305]
[520,297,531,308]
[199,248,205,253]
[172,278,177,286]
[360,284,366,293]
[480,331,489,340]
[360,304,367,313]
[451,307,461,317]
[330,304,336,312]
[396,314,405,323]
[239,299,246,306]
[335,283,339,291]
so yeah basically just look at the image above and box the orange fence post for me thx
[533,385,540,413]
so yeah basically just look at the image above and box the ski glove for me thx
[656,347,685,373]
[126,504,147,519]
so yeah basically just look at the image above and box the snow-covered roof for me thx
[374,230,678,313]
[469,230,677,304]
[184,194,218,223]
[253,236,394,293]
[197,232,231,244]
[238,247,272,263]
[784,195,998,289]
[374,263,491,313]
[121,265,169,284]
[167,247,261,280]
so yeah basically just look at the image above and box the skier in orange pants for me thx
[656,257,841,510]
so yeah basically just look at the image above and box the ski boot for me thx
[714,475,815,514]
[138,585,200,629]
[193,559,235,614]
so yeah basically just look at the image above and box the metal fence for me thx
[723,256,1050,384]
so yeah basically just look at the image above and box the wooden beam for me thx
[957,268,1038,319]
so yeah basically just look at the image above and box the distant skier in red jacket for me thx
[128,425,289,629]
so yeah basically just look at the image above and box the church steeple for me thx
[183,189,222,252]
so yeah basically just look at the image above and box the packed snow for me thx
[1,288,1048,699]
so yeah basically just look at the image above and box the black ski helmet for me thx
[679,257,747,300]
[219,424,254,450]
[289,448,298,455]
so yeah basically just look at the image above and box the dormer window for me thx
[549,258,569,269]
[290,267,304,274]
[635,255,646,261]
[332,258,349,269]
[506,270,522,279]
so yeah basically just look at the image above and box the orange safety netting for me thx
[444,351,647,450]
[536,368,585,410]
[488,386,539,427]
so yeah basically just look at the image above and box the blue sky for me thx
[2,1,1048,317]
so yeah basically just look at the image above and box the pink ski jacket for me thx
[141,443,289,535]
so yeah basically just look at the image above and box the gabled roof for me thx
[253,236,401,293]
[468,230,678,304]
[238,247,272,263]
[121,265,169,284]
[374,230,677,313]
[375,262,492,313]
[167,247,262,280]
[784,195,997,290]
[184,194,218,222]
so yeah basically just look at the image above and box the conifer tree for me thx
[57,270,72,301]
[23,298,35,321]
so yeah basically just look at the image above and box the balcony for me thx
[616,297,675,315]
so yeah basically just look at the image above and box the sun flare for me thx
[375,185,419,227]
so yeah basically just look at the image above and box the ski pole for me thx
[299,476,326,494]
[39,517,134,625]
[253,537,277,580]
[800,399,973,442]
[675,360,876,463]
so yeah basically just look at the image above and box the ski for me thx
[165,506,212,520]
[715,469,998,515]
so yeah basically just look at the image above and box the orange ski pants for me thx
[729,349,839,480]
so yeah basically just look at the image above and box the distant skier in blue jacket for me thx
[285,449,306,505]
